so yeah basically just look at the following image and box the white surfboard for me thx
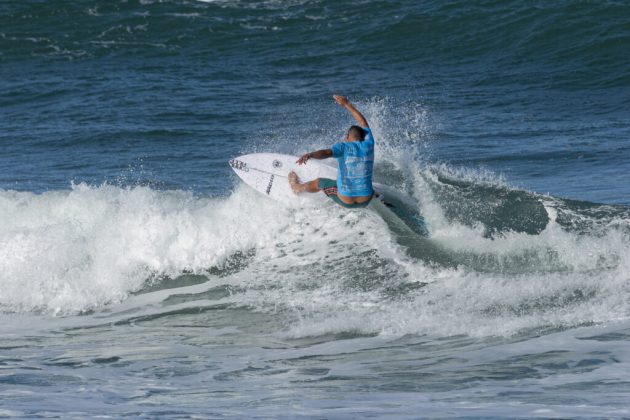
[229,153,337,206]
[229,153,429,236]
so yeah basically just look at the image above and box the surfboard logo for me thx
[228,159,249,172]
[272,160,282,169]
[266,174,274,195]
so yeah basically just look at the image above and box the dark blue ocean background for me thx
[3,0,629,202]
[1,1,630,418]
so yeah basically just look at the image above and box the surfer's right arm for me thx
[296,149,332,165]
[333,94,369,128]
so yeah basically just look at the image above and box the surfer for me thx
[289,95,374,208]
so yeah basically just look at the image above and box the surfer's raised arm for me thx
[288,93,374,206]
[333,94,368,128]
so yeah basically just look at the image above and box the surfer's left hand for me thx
[296,153,310,165]
[333,94,349,107]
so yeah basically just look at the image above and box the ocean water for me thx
[2,0,630,417]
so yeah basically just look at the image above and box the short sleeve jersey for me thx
[330,127,374,197]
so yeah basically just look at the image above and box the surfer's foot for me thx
[288,171,302,195]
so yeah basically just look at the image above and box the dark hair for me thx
[347,125,366,141]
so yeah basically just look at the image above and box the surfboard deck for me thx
[229,153,429,236]
[229,153,337,205]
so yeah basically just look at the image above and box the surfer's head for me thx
[346,125,366,141]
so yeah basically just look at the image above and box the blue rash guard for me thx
[330,127,374,197]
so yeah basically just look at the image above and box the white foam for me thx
[0,180,405,316]
[0,183,316,314]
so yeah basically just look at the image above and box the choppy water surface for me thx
[1,0,630,417]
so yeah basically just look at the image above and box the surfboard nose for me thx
[228,158,249,172]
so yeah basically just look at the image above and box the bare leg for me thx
[288,172,321,195]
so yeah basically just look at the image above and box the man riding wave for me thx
[289,94,375,208]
